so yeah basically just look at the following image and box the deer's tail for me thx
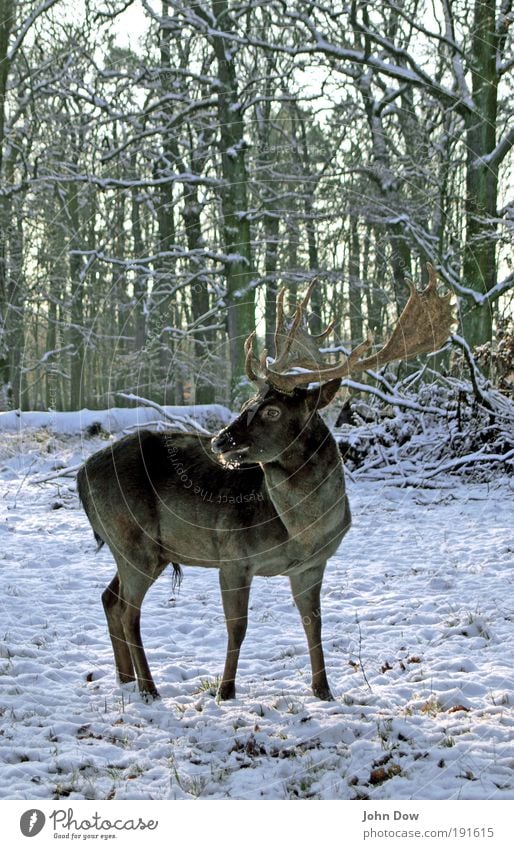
[171,563,183,592]
[76,465,105,551]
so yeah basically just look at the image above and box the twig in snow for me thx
[11,456,39,506]
[356,618,373,692]
[32,463,83,484]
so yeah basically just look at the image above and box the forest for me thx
[1,1,514,806]
[0,0,512,412]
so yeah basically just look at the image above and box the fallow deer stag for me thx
[77,265,454,701]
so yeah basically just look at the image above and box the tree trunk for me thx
[367,229,386,337]
[131,181,147,353]
[348,219,363,344]
[0,0,14,405]
[152,1,180,403]
[299,115,322,331]
[211,0,255,400]
[182,183,215,403]
[461,0,498,349]
[254,81,281,357]
[264,211,280,356]
[7,203,25,407]
[67,182,84,411]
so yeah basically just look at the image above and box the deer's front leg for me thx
[218,566,252,700]
[290,567,333,701]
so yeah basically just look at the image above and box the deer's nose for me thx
[211,431,234,454]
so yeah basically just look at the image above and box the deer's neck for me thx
[261,416,346,554]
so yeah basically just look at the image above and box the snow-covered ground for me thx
[0,425,513,800]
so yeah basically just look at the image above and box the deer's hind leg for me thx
[102,574,135,684]
[114,555,168,700]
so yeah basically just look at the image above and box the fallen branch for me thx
[422,447,514,479]
[116,393,212,435]
[341,379,442,415]
[122,418,190,434]
[357,448,514,485]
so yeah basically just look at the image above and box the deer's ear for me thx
[304,378,341,410]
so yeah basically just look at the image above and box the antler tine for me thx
[273,287,287,360]
[283,298,305,353]
[300,278,318,312]
[275,287,286,334]
[288,276,320,346]
[244,331,260,383]
[313,319,337,342]
[246,280,325,386]
[346,331,375,367]
[427,261,438,291]
[273,293,302,368]
[274,279,318,368]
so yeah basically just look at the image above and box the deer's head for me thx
[211,266,455,465]
[211,379,341,464]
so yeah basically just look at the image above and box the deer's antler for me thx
[244,265,455,393]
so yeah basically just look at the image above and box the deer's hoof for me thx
[313,685,334,701]
[141,688,160,703]
[118,673,136,684]
[218,682,236,701]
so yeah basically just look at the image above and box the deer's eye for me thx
[263,406,281,419]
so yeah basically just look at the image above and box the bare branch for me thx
[472,124,514,171]
[8,0,64,63]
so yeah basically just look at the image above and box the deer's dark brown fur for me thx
[77,379,349,701]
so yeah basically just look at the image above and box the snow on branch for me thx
[472,125,514,171]
[35,172,223,191]
[422,447,514,480]
[8,0,62,63]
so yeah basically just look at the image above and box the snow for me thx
[0,421,513,800]
[0,404,232,436]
